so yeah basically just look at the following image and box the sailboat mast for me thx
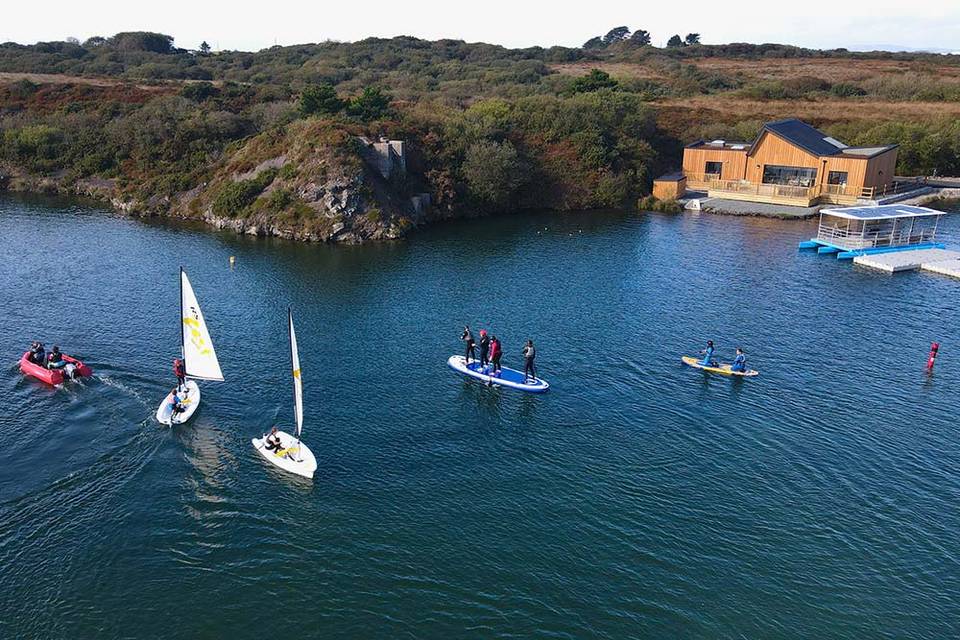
[179,267,186,373]
[289,307,302,461]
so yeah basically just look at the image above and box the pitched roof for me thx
[756,118,851,157]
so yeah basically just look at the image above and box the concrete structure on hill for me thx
[679,119,903,207]
[357,137,406,180]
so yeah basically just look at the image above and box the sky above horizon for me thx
[3,0,959,53]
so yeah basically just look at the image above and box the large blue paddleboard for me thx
[447,355,549,393]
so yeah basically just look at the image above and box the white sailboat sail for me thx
[180,269,224,381]
[289,309,303,438]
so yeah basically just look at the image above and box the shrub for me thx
[212,168,278,216]
[299,83,344,116]
[637,195,682,213]
[830,82,867,98]
[570,69,618,94]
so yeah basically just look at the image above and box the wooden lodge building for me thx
[675,119,899,207]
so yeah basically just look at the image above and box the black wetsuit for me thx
[479,335,490,366]
[462,329,476,363]
[522,345,536,381]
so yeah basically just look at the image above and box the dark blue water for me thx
[1,194,958,639]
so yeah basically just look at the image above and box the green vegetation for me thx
[1,29,959,233]
[637,195,682,213]
[212,168,277,217]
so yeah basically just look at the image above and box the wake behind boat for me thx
[252,309,317,479]
[447,355,550,392]
[156,268,224,426]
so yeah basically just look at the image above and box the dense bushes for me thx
[212,168,278,217]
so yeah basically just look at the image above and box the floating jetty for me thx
[799,204,959,279]
[853,248,960,276]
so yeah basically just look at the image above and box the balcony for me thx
[682,172,918,206]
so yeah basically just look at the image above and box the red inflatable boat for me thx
[19,351,93,385]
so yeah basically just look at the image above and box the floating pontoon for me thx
[799,204,960,278]
[798,204,945,260]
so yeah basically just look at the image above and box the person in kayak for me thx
[264,426,283,454]
[489,336,503,376]
[700,340,717,367]
[461,326,476,364]
[173,357,186,391]
[731,348,747,373]
[478,329,490,367]
[522,340,537,382]
[46,346,66,370]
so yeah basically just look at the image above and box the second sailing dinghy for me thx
[156,268,224,425]
[252,309,317,480]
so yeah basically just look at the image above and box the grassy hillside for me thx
[1,32,959,241]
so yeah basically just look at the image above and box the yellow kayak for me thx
[682,356,759,377]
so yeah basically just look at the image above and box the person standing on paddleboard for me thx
[173,357,186,391]
[700,340,717,367]
[522,340,536,382]
[489,336,503,375]
[461,326,476,364]
[479,329,490,367]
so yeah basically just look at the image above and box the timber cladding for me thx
[681,119,898,200]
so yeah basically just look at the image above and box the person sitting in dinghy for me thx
[46,346,66,370]
[731,348,747,373]
[29,341,45,365]
[265,427,287,456]
[169,388,186,415]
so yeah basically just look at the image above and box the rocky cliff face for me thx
[1,120,425,244]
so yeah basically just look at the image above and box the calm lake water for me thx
[0,194,958,639]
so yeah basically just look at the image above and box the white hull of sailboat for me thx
[156,380,201,426]
[252,430,317,479]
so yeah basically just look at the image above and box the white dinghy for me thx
[156,268,224,426]
[252,309,317,480]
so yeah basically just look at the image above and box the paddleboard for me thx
[252,430,317,479]
[447,355,549,393]
[681,356,758,377]
[156,380,201,425]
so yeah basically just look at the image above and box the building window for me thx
[762,165,818,187]
[828,171,848,185]
[704,161,723,177]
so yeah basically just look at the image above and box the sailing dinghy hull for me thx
[156,380,201,425]
[252,430,317,479]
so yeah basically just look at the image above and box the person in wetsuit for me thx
[522,340,536,383]
[700,340,717,367]
[169,387,185,415]
[29,342,45,365]
[489,336,503,375]
[479,330,490,367]
[173,358,186,391]
[731,348,747,373]
[265,426,283,453]
[461,326,476,364]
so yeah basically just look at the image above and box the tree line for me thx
[583,27,701,49]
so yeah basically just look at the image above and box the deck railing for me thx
[682,173,925,204]
[816,222,937,250]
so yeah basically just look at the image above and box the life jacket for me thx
[173,359,185,376]
[48,351,62,363]
[490,341,501,358]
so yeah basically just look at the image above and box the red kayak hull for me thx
[19,351,93,385]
